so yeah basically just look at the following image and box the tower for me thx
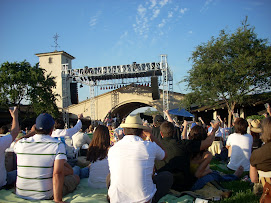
[35,51,75,109]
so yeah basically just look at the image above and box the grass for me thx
[209,159,260,203]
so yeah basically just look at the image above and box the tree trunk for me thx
[228,111,232,128]
[227,102,236,127]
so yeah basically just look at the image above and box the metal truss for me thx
[61,55,173,124]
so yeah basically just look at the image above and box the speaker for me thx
[70,83,78,104]
[151,76,160,100]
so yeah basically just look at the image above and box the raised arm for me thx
[9,107,20,142]
[164,109,174,123]
[66,114,83,137]
[142,130,167,160]
[200,122,220,151]
[198,117,206,129]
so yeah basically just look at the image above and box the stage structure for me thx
[61,54,173,125]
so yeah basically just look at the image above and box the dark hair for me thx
[0,125,9,134]
[123,128,143,136]
[234,118,248,135]
[188,125,207,141]
[35,127,53,135]
[188,125,208,158]
[160,121,174,137]
[54,118,65,129]
[87,125,110,163]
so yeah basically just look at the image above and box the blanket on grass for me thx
[0,179,196,203]
[0,178,107,203]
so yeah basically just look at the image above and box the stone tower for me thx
[35,51,75,109]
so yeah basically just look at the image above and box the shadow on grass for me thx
[209,159,260,203]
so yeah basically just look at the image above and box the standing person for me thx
[14,113,79,202]
[155,121,220,192]
[51,113,83,138]
[226,118,253,171]
[107,114,173,203]
[86,125,110,188]
[0,107,19,189]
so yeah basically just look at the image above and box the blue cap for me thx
[36,113,55,130]
[191,122,197,129]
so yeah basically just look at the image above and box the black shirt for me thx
[155,137,201,191]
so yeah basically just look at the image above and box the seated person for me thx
[226,118,253,171]
[208,119,224,156]
[189,125,243,191]
[0,107,19,189]
[86,125,110,188]
[14,113,79,202]
[250,117,271,183]
[51,113,83,138]
[155,121,219,192]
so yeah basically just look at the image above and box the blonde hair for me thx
[260,117,271,143]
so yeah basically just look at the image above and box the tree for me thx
[0,61,60,118]
[181,19,271,126]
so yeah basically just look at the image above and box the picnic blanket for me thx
[0,178,108,203]
[0,179,197,203]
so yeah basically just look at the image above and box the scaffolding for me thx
[61,55,173,125]
[61,64,70,127]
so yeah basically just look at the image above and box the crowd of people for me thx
[0,103,270,202]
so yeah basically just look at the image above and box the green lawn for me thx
[209,159,260,203]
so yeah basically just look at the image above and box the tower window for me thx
[66,59,69,63]
[49,57,53,64]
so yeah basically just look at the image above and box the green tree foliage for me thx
[0,61,60,118]
[181,19,271,126]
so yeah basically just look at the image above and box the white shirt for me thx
[0,134,12,187]
[88,158,109,188]
[72,132,91,149]
[14,134,67,200]
[51,120,82,138]
[226,133,253,171]
[108,135,165,203]
[208,126,223,137]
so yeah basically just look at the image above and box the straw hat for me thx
[120,114,149,130]
[250,119,262,133]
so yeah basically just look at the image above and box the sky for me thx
[1,0,271,112]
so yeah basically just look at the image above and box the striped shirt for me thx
[14,134,67,200]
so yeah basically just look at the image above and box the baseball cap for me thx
[36,113,55,130]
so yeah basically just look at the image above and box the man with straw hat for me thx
[107,114,173,203]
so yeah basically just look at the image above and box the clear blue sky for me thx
[1,0,271,104]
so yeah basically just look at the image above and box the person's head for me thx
[54,118,65,129]
[153,115,165,127]
[0,125,8,134]
[88,124,94,132]
[160,121,174,138]
[250,119,262,134]
[87,125,110,162]
[188,125,207,141]
[35,113,55,135]
[260,117,271,143]
[120,114,149,136]
[234,118,248,135]
[210,120,219,128]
